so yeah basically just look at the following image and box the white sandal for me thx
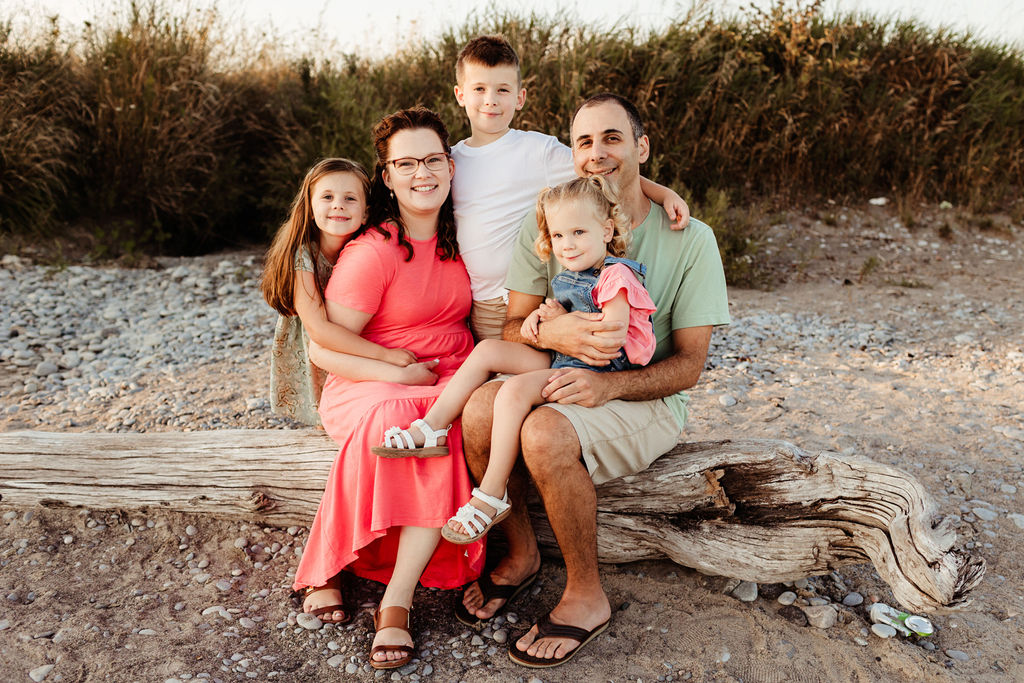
[371,418,450,458]
[441,488,511,544]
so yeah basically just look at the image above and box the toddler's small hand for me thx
[537,298,567,321]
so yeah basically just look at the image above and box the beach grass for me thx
[1,0,1021,273]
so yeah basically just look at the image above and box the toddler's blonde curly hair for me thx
[534,176,631,263]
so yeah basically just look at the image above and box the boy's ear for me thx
[454,84,465,106]
[516,86,526,111]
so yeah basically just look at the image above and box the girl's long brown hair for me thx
[534,175,631,263]
[260,158,370,316]
[366,107,459,262]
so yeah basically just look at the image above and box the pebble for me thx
[871,623,897,638]
[326,655,345,668]
[296,613,322,630]
[138,628,158,635]
[777,591,797,606]
[185,525,198,536]
[29,665,55,682]
[946,649,970,661]
[801,604,837,629]
[215,579,232,592]
[493,629,508,644]
[238,617,256,629]
[731,581,758,602]
[0,619,9,630]
[972,507,998,522]
[1009,513,1024,529]
[718,394,737,407]
[345,663,359,674]
[842,592,864,607]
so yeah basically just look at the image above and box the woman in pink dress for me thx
[293,107,484,670]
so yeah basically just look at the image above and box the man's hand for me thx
[538,311,626,366]
[542,368,615,407]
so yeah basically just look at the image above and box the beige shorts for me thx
[470,297,507,342]
[490,370,683,486]
[544,398,682,485]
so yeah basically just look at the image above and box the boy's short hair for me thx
[455,35,521,85]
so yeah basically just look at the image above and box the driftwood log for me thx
[0,430,984,614]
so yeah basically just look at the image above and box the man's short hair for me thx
[455,35,521,85]
[575,93,645,142]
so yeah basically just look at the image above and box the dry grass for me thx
[2,0,1021,272]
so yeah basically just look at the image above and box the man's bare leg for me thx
[459,382,541,620]
[512,407,611,661]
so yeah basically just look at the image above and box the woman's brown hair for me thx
[366,107,459,262]
[534,175,631,263]
[260,158,370,316]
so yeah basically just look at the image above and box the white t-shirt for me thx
[451,128,576,301]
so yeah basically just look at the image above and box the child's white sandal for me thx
[441,488,511,544]
[372,418,450,458]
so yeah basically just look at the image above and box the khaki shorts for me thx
[470,297,507,342]
[544,398,682,485]
[491,370,684,486]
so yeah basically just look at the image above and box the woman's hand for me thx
[384,347,418,367]
[396,359,440,386]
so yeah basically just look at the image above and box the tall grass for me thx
[0,19,81,234]
[1,0,1021,263]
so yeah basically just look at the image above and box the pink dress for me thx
[293,224,484,591]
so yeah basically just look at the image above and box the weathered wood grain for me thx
[0,430,984,613]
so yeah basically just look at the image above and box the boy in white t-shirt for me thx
[451,35,690,340]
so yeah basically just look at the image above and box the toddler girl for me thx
[373,175,656,543]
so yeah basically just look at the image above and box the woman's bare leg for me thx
[370,526,440,664]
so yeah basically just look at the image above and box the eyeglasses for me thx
[387,153,449,176]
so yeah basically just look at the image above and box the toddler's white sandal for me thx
[441,488,511,544]
[371,418,450,458]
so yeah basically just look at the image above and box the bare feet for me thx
[512,590,611,662]
[461,551,541,620]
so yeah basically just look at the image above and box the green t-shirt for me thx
[505,199,731,427]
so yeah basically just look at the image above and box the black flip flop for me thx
[454,568,539,627]
[508,612,610,668]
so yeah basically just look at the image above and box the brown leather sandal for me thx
[301,575,351,625]
[370,605,414,670]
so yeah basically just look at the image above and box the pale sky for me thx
[9,0,1024,56]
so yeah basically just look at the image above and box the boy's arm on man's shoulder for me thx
[639,177,690,230]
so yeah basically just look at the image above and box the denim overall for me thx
[550,256,648,372]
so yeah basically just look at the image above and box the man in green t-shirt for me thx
[459,93,731,668]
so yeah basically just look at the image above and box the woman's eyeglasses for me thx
[387,153,450,176]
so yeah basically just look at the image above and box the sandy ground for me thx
[1,203,1023,682]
